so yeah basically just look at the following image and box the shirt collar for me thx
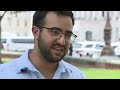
[16,50,39,73]
[16,50,72,74]
[57,60,73,74]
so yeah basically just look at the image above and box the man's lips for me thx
[53,46,65,51]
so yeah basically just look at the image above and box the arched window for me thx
[86,31,92,41]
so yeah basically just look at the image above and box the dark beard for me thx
[38,36,66,63]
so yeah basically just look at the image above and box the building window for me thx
[86,31,92,41]
[25,20,27,26]
[102,11,104,17]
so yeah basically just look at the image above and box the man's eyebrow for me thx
[51,27,73,34]
[51,27,61,31]
[66,31,73,34]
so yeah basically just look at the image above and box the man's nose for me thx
[57,35,66,45]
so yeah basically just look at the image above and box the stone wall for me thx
[63,56,120,70]
[2,53,120,70]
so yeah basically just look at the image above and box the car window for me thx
[73,43,82,48]
[1,38,6,43]
[95,44,104,50]
[112,46,117,50]
[115,46,120,50]
[85,44,93,48]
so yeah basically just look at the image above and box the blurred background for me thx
[1,11,120,79]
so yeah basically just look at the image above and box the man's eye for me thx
[66,33,72,37]
[52,30,60,35]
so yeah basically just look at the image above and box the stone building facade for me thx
[1,11,34,37]
[1,11,120,42]
[73,11,120,42]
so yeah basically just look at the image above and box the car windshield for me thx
[95,44,104,50]
[112,46,117,50]
[85,44,93,48]
[73,43,82,49]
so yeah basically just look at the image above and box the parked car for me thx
[71,41,105,58]
[111,42,120,56]
[111,42,120,49]
[2,36,34,52]
[2,32,17,38]
[114,46,120,57]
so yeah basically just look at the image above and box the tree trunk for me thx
[0,11,7,64]
[0,20,2,63]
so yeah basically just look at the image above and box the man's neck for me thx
[28,49,58,79]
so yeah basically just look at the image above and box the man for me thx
[0,11,86,79]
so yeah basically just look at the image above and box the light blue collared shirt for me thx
[0,50,86,79]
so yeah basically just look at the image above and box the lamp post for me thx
[101,11,115,56]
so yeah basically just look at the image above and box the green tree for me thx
[0,11,7,63]
[0,11,26,63]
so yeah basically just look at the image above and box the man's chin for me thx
[49,58,62,63]
[53,54,64,61]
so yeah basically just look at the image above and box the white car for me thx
[111,42,120,50]
[2,37,34,52]
[72,41,105,58]
[111,42,120,56]
[114,46,120,56]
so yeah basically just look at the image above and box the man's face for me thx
[38,12,73,63]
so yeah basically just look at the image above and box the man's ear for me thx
[32,26,40,39]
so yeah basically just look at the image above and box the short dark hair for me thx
[33,11,74,27]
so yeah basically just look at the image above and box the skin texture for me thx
[29,12,73,79]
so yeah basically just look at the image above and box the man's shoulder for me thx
[61,60,83,73]
[0,72,20,79]
[0,58,19,72]
[62,60,79,69]
[61,60,86,79]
